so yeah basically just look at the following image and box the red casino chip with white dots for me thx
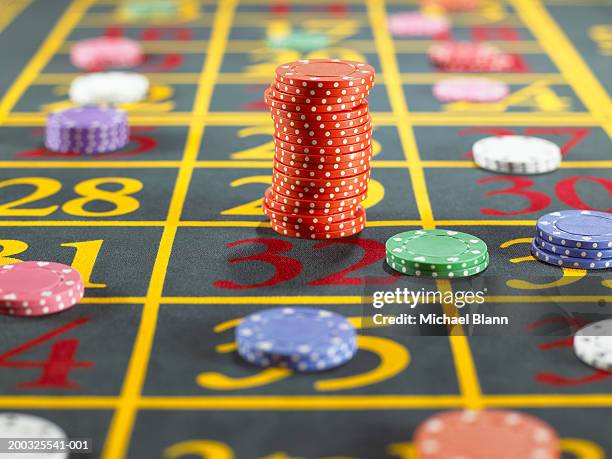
[275,59,375,89]
[272,113,371,131]
[274,79,372,98]
[265,187,366,212]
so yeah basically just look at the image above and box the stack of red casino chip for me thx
[264,59,375,240]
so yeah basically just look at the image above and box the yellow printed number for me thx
[0,178,61,216]
[231,126,275,160]
[63,178,142,217]
[197,317,409,391]
[0,239,105,289]
[0,177,142,217]
[221,176,272,215]
[0,240,30,265]
[61,240,107,288]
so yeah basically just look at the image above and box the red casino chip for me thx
[272,170,370,189]
[264,194,361,216]
[272,169,370,189]
[269,99,369,122]
[270,180,368,201]
[274,151,371,170]
[270,178,369,197]
[265,187,367,211]
[429,41,514,72]
[270,215,365,233]
[274,146,372,165]
[263,201,363,224]
[271,181,370,200]
[274,138,371,155]
[270,220,365,239]
[275,59,375,89]
[274,130,372,147]
[274,158,371,177]
[274,162,370,179]
[274,156,371,174]
[271,113,371,131]
[413,409,561,459]
[273,120,372,140]
[274,79,372,98]
[269,85,368,105]
[265,88,364,113]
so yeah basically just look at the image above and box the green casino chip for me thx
[386,229,488,271]
[267,31,329,53]
[386,254,489,278]
[386,245,488,272]
[121,1,178,20]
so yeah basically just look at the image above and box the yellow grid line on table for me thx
[100,1,237,458]
[32,72,568,85]
[370,0,488,411]
[24,295,610,305]
[58,40,544,54]
[77,12,524,27]
[0,219,576,227]
[0,0,95,125]
[3,393,612,410]
[75,295,612,305]
[2,159,611,169]
[0,0,32,34]
[4,112,598,127]
[511,0,612,139]
[422,161,612,168]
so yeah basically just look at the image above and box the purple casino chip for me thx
[45,106,129,154]
[531,241,612,270]
[536,210,612,249]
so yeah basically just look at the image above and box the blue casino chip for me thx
[533,236,612,259]
[536,210,612,249]
[236,307,357,372]
[531,241,612,269]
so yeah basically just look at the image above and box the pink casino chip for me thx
[0,261,85,317]
[70,36,144,71]
[429,41,514,72]
[433,77,509,102]
[388,12,451,38]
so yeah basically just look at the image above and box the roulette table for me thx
[0,0,611,457]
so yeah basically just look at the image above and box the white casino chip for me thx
[69,72,149,105]
[574,319,612,372]
[0,412,68,458]
[472,135,562,175]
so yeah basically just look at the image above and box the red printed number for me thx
[0,318,93,390]
[214,238,397,290]
[479,175,612,216]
